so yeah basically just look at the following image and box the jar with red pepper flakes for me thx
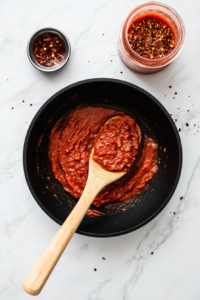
[118,2,185,74]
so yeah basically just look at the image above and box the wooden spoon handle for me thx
[23,176,104,295]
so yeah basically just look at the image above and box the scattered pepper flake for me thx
[110,60,112,62]
[169,86,172,88]
[187,110,189,112]
[186,123,189,127]
[175,119,177,121]
[175,92,177,94]
[179,128,181,132]
[174,212,176,215]
[30,104,33,106]
[151,252,154,255]
[173,97,175,99]
[22,100,25,103]
[163,148,166,152]
[94,268,97,271]
[180,196,183,200]
[11,107,14,109]
[102,257,106,260]
[120,71,123,73]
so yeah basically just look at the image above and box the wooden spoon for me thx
[23,148,126,295]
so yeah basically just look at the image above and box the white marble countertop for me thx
[1,0,200,299]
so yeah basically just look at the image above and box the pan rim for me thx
[23,78,182,238]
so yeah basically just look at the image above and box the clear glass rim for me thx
[121,1,186,68]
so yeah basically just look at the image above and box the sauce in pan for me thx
[49,106,158,207]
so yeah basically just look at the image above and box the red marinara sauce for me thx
[127,14,175,59]
[33,32,65,67]
[93,116,141,172]
[49,106,158,207]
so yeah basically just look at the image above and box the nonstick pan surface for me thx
[23,79,182,237]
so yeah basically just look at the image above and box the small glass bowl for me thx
[27,27,71,72]
[118,2,186,74]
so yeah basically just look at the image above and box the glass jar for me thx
[118,2,186,74]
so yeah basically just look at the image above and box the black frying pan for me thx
[23,79,182,237]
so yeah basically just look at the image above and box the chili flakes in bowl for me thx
[33,32,65,67]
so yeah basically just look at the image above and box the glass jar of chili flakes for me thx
[118,2,185,74]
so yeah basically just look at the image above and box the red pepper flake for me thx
[7,79,9,81]
[94,268,97,271]
[120,71,123,73]
[30,104,33,106]
[127,16,175,59]
[163,148,166,152]
[11,107,14,109]
[194,124,196,126]
[22,100,25,103]
[88,61,90,62]
[179,128,181,132]
[110,60,113,62]
[102,257,106,260]
[151,252,154,255]
[170,114,172,116]
[186,123,189,127]
[178,108,180,109]
[180,196,183,200]
[102,34,104,36]
[187,110,189,112]
[33,32,65,67]
[175,119,177,121]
